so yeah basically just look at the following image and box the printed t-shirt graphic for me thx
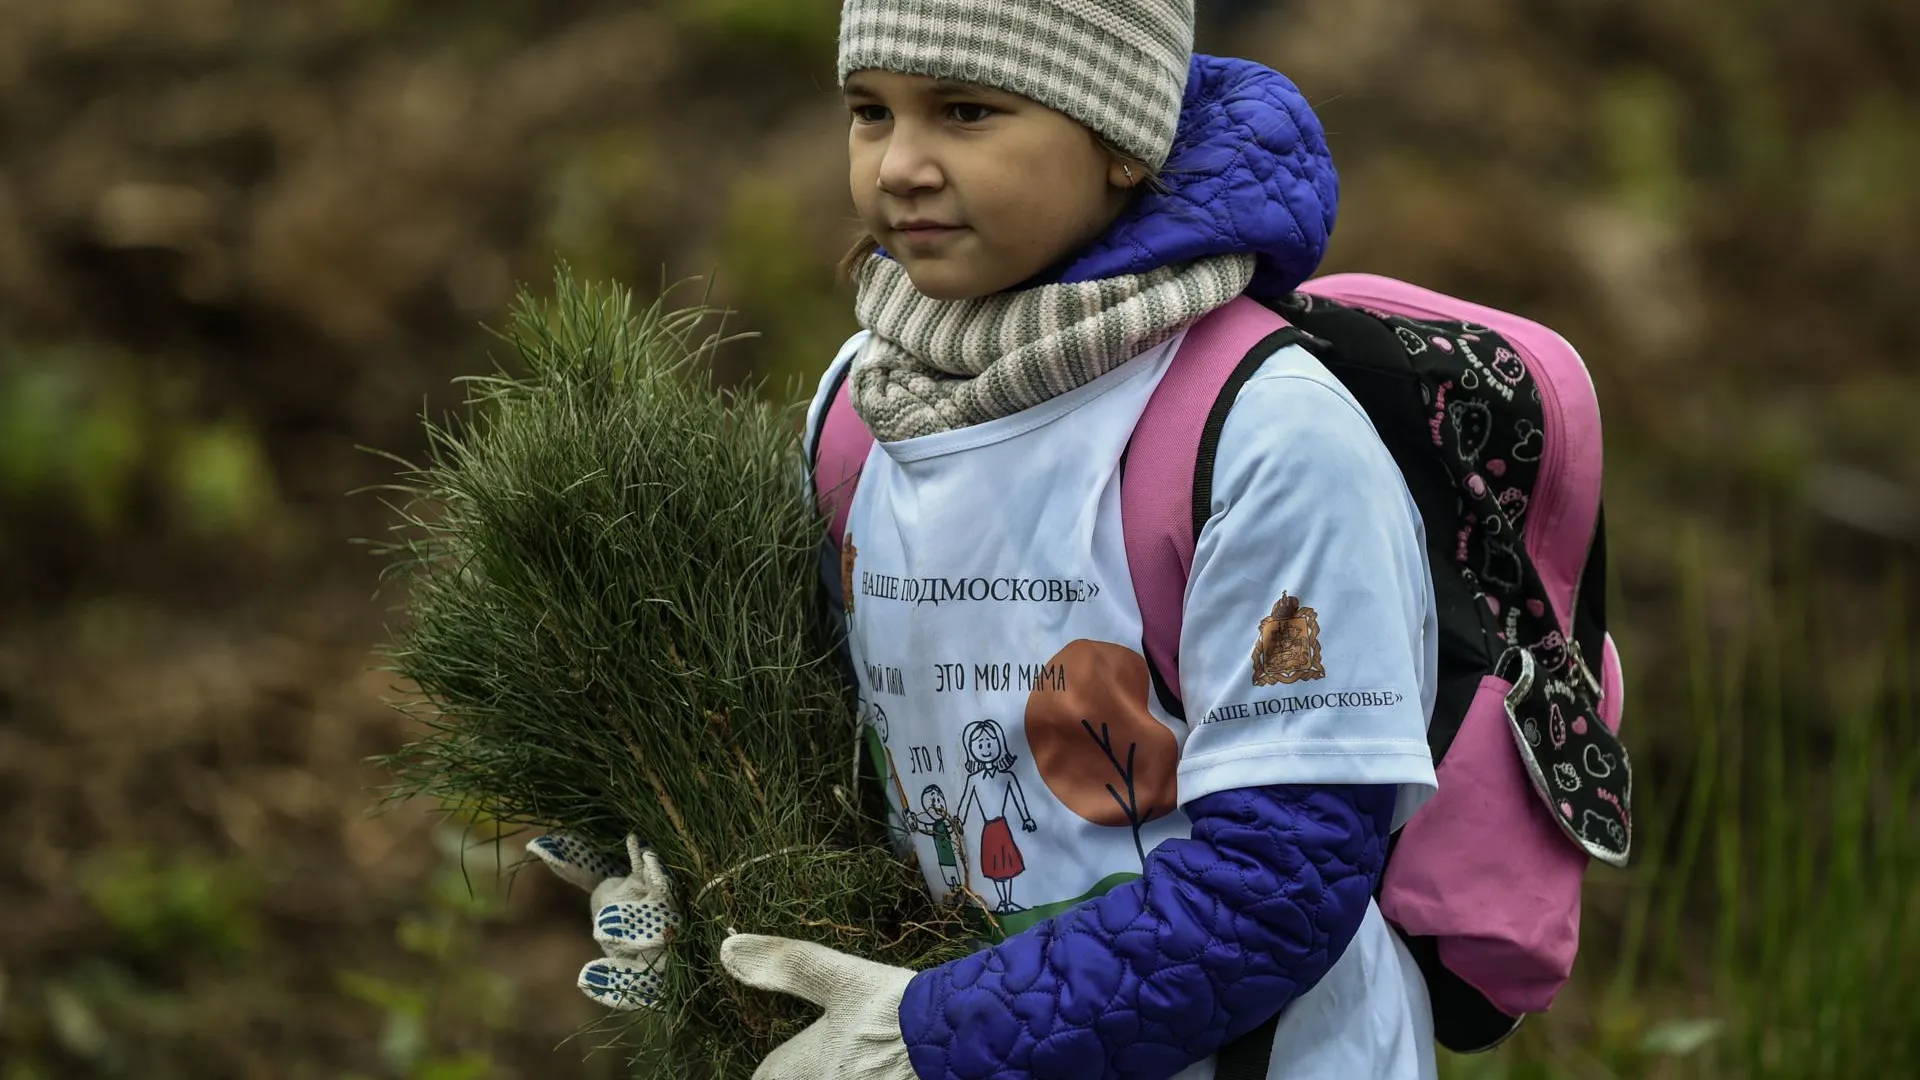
[812,328,1443,1080]
[1253,592,1325,685]
[905,783,962,890]
[1026,639,1178,870]
[954,718,1035,914]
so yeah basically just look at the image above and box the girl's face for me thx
[844,69,1134,300]
[968,726,1002,763]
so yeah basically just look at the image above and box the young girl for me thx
[585,2,1443,1077]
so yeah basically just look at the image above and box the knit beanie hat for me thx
[837,0,1195,171]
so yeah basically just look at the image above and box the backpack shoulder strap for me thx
[1121,295,1301,716]
[809,358,873,554]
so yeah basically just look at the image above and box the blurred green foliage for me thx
[1597,71,1690,221]
[77,849,264,961]
[333,826,521,1080]
[1,822,548,1080]
[713,177,859,395]
[671,0,838,54]
[1811,97,1920,246]
[0,348,278,543]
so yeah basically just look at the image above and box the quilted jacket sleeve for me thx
[898,782,1396,1080]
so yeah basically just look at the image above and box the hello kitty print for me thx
[1279,291,1633,867]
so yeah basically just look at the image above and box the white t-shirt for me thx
[807,328,1442,1080]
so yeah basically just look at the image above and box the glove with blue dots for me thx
[528,832,681,1012]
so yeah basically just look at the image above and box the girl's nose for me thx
[876,125,944,196]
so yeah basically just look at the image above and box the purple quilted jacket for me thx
[1032,53,1339,297]
[900,786,1394,1080]
[879,56,1394,1080]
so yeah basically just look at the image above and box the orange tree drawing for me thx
[1025,640,1178,867]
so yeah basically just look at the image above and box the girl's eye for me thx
[948,103,995,124]
[850,105,891,124]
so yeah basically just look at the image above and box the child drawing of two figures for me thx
[904,718,1036,916]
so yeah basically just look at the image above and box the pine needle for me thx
[367,266,976,1078]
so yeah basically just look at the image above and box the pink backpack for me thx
[809,273,1631,1057]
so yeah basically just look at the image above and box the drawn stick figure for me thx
[908,784,964,892]
[955,719,1035,915]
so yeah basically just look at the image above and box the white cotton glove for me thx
[528,833,681,1011]
[720,934,918,1080]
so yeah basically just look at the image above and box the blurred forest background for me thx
[1,1,1916,1078]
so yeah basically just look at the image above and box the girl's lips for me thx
[895,224,967,245]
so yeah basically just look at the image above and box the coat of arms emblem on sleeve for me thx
[1252,592,1326,686]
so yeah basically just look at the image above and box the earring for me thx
[1122,164,1136,186]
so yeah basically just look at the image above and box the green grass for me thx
[1444,531,1917,1079]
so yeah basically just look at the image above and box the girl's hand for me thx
[528,833,681,1011]
[721,934,918,1080]
[1022,816,1037,832]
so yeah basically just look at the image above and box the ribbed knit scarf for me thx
[847,252,1255,442]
